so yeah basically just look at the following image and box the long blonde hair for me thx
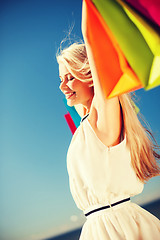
[119,94,160,182]
[57,42,160,182]
[57,43,93,86]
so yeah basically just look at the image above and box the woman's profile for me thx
[57,1,160,239]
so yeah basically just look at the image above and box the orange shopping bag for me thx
[84,0,142,98]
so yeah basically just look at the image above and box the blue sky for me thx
[0,0,160,240]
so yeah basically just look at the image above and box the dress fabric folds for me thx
[67,118,160,239]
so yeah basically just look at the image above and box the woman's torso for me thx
[67,117,144,212]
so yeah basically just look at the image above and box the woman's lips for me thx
[65,92,76,99]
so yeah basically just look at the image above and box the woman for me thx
[57,1,160,239]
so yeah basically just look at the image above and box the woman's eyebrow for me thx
[59,73,71,79]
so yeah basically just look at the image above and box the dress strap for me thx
[81,113,89,123]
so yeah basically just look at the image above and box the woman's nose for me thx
[59,82,64,92]
[59,79,68,92]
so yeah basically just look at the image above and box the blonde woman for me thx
[57,1,160,239]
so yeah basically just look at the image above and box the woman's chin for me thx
[66,99,75,107]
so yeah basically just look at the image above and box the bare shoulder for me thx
[89,96,122,147]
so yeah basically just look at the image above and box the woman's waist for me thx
[83,195,131,219]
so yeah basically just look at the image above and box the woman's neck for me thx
[83,97,93,115]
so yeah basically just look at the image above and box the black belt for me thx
[85,197,130,217]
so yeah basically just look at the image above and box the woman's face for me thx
[59,61,93,108]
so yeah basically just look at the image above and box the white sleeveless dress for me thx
[67,116,160,240]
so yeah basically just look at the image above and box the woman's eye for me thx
[68,77,74,81]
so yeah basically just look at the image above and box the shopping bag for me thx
[84,0,142,98]
[117,0,160,89]
[124,0,160,27]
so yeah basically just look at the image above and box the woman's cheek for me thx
[68,80,78,90]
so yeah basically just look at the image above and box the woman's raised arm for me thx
[81,0,122,146]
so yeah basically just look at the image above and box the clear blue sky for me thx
[0,1,160,240]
